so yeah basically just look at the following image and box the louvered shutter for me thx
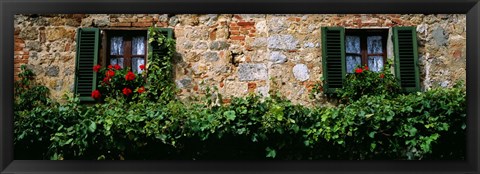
[148,28,173,60]
[322,27,346,93]
[393,27,420,92]
[74,28,100,102]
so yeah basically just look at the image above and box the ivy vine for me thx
[145,27,177,103]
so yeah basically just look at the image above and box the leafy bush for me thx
[335,64,401,103]
[14,80,466,160]
[14,65,50,111]
[304,84,466,160]
[14,65,54,159]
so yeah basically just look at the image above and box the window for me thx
[108,31,147,74]
[322,26,420,94]
[74,28,173,102]
[345,29,387,73]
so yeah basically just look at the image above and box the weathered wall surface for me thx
[14,14,466,105]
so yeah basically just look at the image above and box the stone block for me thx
[267,34,298,50]
[20,27,38,40]
[238,63,268,81]
[46,28,69,41]
[176,78,192,88]
[432,26,448,47]
[270,51,287,64]
[204,52,219,62]
[210,41,230,50]
[293,64,310,81]
[26,41,42,52]
[46,66,60,77]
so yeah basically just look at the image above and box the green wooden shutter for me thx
[74,28,100,102]
[148,28,173,60]
[393,27,420,92]
[322,27,346,93]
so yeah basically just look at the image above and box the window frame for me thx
[106,30,148,71]
[345,29,388,72]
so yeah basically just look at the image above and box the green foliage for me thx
[311,60,401,103]
[14,65,51,111]
[145,27,177,103]
[14,82,466,160]
[14,65,54,159]
[304,84,466,160]
[336,62,401,103]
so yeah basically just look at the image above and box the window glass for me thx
[346,55,361,73]
[346,36,361,54]
[132,36,145,55]
[110,58,124,68]
[367,36,383,54]
[368,56,384,72]
[132,57,145,74]
[346,36,361,73]
[110,37,124,55]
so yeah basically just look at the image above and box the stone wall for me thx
[14,14,466,105]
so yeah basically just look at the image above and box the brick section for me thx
[230,35,245,41]
[14,36,29,80]
[111,22,132,27]
[209,28,217,40]
[247,82,257,93]
[222,98,231,104]
[229,19,256,42]
[155,22,168,27]
[287,17,301,22]
[132,22,152,27]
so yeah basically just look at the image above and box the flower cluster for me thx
[354,66,369,74]
[335,64,401,103]
[90,64,147,101]
[355,66,385,79]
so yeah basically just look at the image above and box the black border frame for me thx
[1,0,479,173]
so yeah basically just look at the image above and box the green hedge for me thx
[14,82,466,160]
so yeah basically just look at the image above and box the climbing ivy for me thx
[146,27,177,103]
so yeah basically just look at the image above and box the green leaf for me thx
[251,134,258,142]
[88,120,96,133]
[370,143,376,152]
[224,110,236,121]
[237,128,246,135]
[369,132,375,138]
[365,113,374,119]
[65,138,73,145]
[266,147,276,158]
[409,127,417,136]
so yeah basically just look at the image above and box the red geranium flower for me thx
[139,64,145,70]
[91,90,101,99]
[93,64,101,72]
[106,70,115,77]
[379,73,385,79]
[103,77,110,84]
[108,65,113,69]
[122,87,132,96]
[114,64,121,70]
[355,68,363,74]
[364,66,369,71]
[137,86,145,94]
[125,71,136,81]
